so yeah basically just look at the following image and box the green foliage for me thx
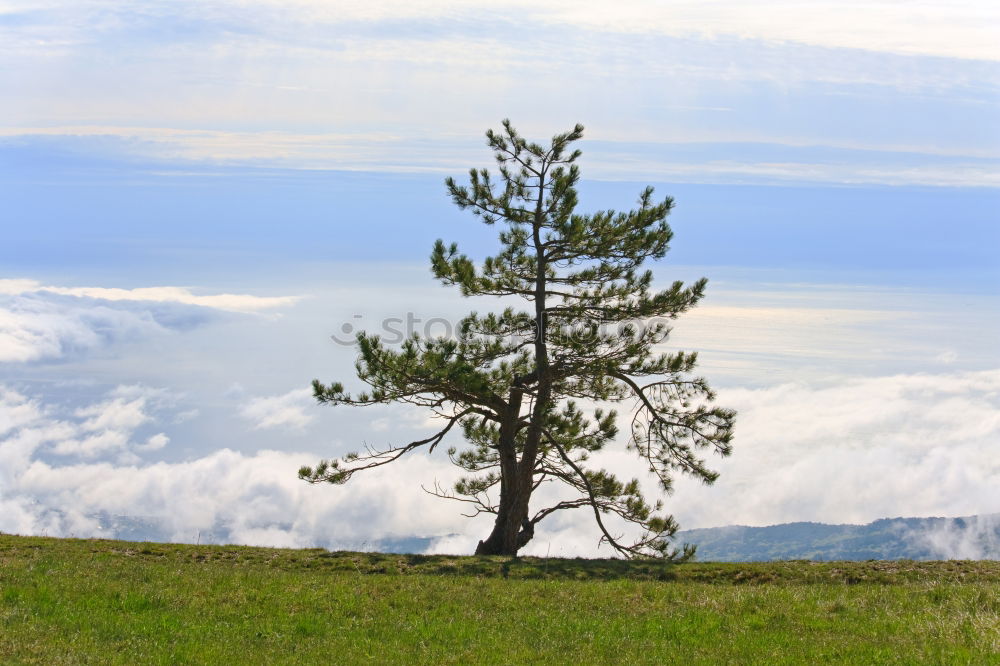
[302,121,736,557]
[2,535,999,665]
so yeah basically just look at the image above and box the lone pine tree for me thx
[300,121,735,558]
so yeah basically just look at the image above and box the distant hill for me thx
[678,514,1000,562]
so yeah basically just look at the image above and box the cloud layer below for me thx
[2,369,997,558]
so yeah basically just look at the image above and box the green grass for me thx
[1,535,998,664]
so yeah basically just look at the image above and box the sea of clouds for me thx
[3,370,998,558]
[1,278,998,558]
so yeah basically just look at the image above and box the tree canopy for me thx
[300,121,735,558]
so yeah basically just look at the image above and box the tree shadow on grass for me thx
[7,535,1000,585]
[350,552,683,581]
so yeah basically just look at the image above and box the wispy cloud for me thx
[907,514,1000,560]
[3,0,996,167]
[5,128,997,187]
[7,0,995,60]
[1,279,300,313]
[534,0,1000,61]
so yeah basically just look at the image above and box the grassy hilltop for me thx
[1,534,998,664]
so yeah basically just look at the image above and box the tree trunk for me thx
[474,472,534,555]
[475,166,550,557]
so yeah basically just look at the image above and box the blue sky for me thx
[1,0,998,555]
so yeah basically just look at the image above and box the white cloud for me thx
[0,294,167,363]
[369,405,442,433]
[10,448,469,547]
[238,388,315,431]
[0,383,466,546]
[658,369,1000,533]
[0,279,300,363]
[908,514,1000,560]
[0,279,300,313]
[0,279,43,296]
[47,388,168,459]
[137,433,169,452]
[935,350,959,364]
[76,394,150,433]
[0,388,45,436]
[0,384,173,467]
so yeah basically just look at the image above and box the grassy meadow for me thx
[1,534,998,664]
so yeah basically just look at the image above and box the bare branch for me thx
[300,410,470,484]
